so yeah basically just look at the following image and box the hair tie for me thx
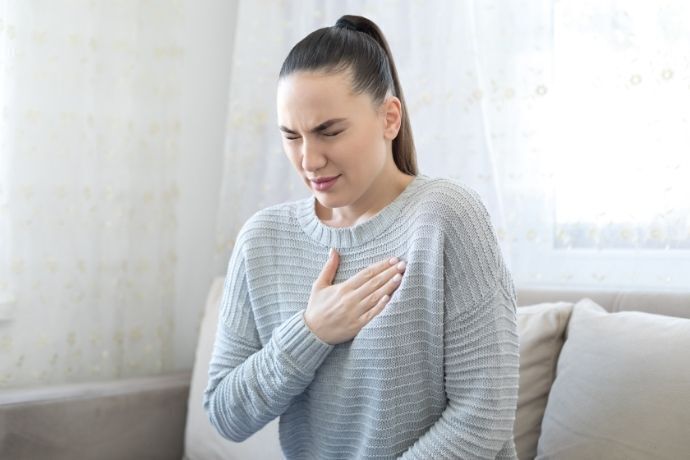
[335,18,359,32]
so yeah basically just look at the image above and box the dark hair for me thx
[278,15,418,176]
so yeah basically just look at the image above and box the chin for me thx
[315,194,347,210]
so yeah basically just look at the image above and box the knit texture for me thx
[203,173,520,459]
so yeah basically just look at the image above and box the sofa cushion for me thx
[514,301,574,460]
[536,297,690,459]
[184,276,283,460]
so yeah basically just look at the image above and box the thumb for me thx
[315,247,339,287]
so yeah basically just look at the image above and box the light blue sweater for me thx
[203,173,520,459]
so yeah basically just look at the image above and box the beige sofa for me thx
[2,277,689,459]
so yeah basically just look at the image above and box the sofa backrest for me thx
[517,286,690,319]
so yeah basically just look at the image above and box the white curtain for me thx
[2,0,689,389]
[214,0,690,291]
[0,1,185,387]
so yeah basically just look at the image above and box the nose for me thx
[300,138,326,172]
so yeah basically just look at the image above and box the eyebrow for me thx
[279,118,347,135]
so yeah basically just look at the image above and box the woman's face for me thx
[276,70,400,211]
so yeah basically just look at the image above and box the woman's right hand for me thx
[304,248,406,345]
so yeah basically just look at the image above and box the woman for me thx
[203,14,520,459]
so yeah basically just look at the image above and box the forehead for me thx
[278,70,353,102]
[276,71,370,123]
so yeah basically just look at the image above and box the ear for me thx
[381,96,402,140]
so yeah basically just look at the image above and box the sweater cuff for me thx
[272,309,334,373]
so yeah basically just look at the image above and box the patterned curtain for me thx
[0,0,184,387]
[215,0,690,291]
[1,0,688,389]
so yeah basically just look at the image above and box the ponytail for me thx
[279,15,418,175]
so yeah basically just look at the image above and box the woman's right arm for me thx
[202,239,335,443]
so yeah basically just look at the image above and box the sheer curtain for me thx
[214,0,690,291]
[2,0,688,389]
[0,1,185,387]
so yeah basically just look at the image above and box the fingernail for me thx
[389,257,399,265]
[397,261,406,270]
[329,248,334,258]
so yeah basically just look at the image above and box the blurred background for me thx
[1,0,688,389]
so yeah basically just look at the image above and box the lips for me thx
[310,175,340,191]
[310,175,340,183]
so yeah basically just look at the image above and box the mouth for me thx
[310,175,341,184]
[310,175,341,191]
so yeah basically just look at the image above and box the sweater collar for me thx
[295,173,428,248]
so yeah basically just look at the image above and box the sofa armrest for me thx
[0,371,191,460]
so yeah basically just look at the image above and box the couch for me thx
[2,277,689,459]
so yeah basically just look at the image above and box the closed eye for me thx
[284,131,343,141]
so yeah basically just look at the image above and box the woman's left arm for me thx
[399,276,520,459]
[399,186,520,459]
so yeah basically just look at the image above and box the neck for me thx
[316,169,414,228]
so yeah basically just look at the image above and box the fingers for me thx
[352,267,402,313]
[313,248,340,289]
[359,291,391,324]
[347,256,401,291]
[351,259,406,306]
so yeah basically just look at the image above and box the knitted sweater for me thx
[203,173,520,459]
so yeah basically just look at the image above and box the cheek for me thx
[350,129,383,159]
[283,145,300,166]
[282,139,298,154]
[345,129,370,150]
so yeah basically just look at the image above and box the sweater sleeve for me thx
[399,186,520,459]
[202,230,335,443]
